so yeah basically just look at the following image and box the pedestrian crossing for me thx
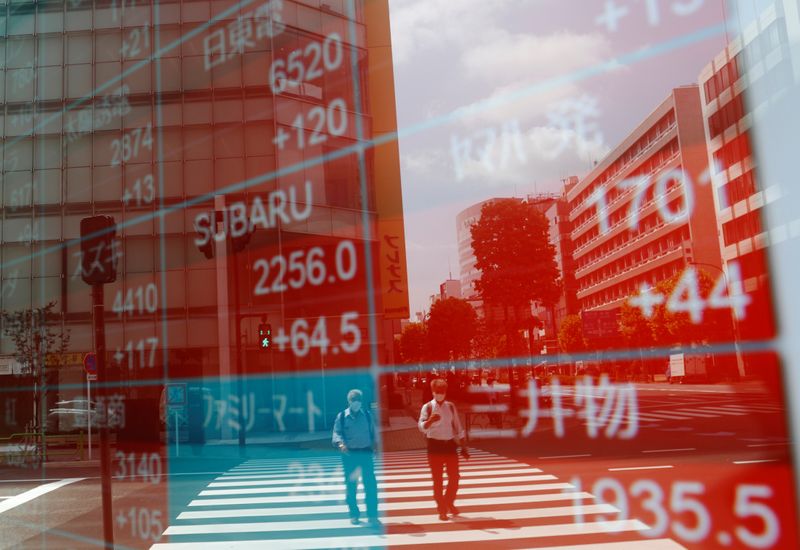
[151,448,686,549]
[634,402,783,423]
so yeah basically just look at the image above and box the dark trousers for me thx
[341,448,378,520]
[427,438,460,513]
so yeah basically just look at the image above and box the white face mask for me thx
[349,401,362,413]
[433,393,445,403]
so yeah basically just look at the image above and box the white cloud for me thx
[389,0,515,64]
[461,30,613,84]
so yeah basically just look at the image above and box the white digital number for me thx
[666,267,705,323]
[118,337,159,369]
[125,506,163,541]
[111,123,153,166]
[708,261,751,320]
[655,168,694,224]
[734,484,780,548]
[269,33,343,94]
[254,240,356,295]
[340,312,361,354]
[631,479,668,537]
[670,481,711,543]
[114,451,162,484]
[592,477,629,525]
[121,22,150,59]
[113,284,158,317]
[123,174,155,207]
[290,99,348,149]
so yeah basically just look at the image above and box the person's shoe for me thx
[438,512,449,521]
[350,517,361,525]
[448,504,460,516]
[367,518,382,528]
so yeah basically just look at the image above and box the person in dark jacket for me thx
[332,389,380,526]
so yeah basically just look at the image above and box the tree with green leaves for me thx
[619,268,730,347]
[470,200,560,316]
[426,297,478,361]
[399,322,428,364]
[470,199,560,390]
[2,301,70,434]
[558,314,587,353]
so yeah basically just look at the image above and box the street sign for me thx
[166,383,187,407]
[87,373,98,381]
[581,310,620,339]
[83,352,97,376]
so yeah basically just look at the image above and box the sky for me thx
[387,0,730,318]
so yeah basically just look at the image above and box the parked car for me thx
[47,399,95,433]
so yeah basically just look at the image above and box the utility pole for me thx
[80,215,117,549]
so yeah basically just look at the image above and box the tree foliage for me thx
[470,199,560,311]
[399,322,428,364]
[1,301,70,431]
[618,268,731,347]
[558,314,587,353]
[427,297,478,361]
[2,301,70,372]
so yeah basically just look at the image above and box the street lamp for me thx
[685,261,746,379]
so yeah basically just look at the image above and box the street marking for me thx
[152,519,651,549]
[733,459,779,464]
[715,405,781,413]
[0,478,84,515]
[161,447,691,548]
[672,410,718,418]
[212,467,543,486]
[608,465,674,471]
[642,448,695,453]
[747,442,790,447]
[538,454,592,459]
[165,504,620,535]
[199,475,560,497]
[635,412,697,420]
[221,462,525,479]
[529,538,687,549]
[178,492,597,520]
[189,482,578,507]
[695,407,747,415]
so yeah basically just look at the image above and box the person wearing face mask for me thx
[331,389,380,527]
[418,378,469,521]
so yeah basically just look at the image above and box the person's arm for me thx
[418,402,440,433]
[450,403,466,446]
[332,412,347,452]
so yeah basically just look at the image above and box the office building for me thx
[698,1,795,341]
[567,86,722,312]
[0,0,408,438]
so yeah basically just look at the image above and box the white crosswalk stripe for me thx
[627,402,782,422]
[151,449,686,549]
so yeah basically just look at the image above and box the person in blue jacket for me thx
[332,389,380,527]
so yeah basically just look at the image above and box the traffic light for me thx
[258,323,272,350]
[231,225,254,253]
[194,213,214,259]
[198,237,214,259]
[80,215,117,285]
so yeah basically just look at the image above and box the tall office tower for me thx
[567,86,721,313]
[455,197,520,303]
[0,0,408,454]
[544,178,579,335]
[698,1,795,344]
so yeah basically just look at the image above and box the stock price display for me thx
[0,1,799,549]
